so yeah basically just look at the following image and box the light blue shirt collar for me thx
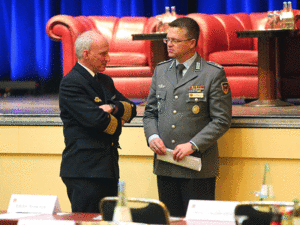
[175,53,197,77]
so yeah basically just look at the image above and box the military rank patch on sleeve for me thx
[221,82,230,94]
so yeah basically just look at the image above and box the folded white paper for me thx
[157,148,201,171]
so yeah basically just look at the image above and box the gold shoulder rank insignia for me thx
[221,82,230,94]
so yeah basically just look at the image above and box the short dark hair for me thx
[169,17,200,46]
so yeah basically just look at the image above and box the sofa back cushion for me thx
[110,17,148,52]
[107,17,148,67]
[212,14,253,50]
[89,16,118,46]
[209,14,257,66]
[187,13,229,60]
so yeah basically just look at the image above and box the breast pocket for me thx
[185,94,207,116]
[156,90,167,114]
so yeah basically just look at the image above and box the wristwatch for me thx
[190,142,198,151]
[109,104,116,114]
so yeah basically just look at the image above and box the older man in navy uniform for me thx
[143,17,232,217]
[59,30,136,213]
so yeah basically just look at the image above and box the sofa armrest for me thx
[46,15,97,42]
[46,15,98,75]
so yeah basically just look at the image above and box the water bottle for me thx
[259,163,275,201]
[286,1,295,29]
[171,6,177,21]
[281,2,288,29]
[112,181,132,223]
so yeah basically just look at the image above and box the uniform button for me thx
[174,96,178,99]
[173,110,177,114]
[172,140,176,144]
[172,125,176,129]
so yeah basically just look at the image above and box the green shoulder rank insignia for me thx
[207,61,223,69]
[157,58,173,66]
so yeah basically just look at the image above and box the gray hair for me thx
[75,30,101,59]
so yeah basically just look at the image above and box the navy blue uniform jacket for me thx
[59,63,136,179]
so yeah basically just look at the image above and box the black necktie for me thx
[177,64,185,82]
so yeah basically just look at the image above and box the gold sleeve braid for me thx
[103,114,118,135]
[120,101,133,122]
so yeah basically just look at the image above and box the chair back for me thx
[100,197,170,225]
[234,201,294,225]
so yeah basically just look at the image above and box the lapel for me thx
[165,60,177,88]
[74,63,106,102]
[176,54,203,89]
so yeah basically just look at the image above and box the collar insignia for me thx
[196,62,201,70]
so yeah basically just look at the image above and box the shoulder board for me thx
[156,58,173,66]
[207,61,223,69]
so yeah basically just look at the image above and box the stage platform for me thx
[1,95,300,128]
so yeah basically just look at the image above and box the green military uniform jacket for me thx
[143,54,232,179]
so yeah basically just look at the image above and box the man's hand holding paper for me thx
[150,139,195,162]
[173,142,195,162]
[156,148,202,171]
[149,138,166,155]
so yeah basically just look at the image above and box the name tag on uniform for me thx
[189,93,203,98]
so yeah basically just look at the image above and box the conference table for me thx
[0,211,235,225]
[236,29,300,107]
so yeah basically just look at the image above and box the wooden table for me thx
[132,33,168,68]
[237,29,300,107]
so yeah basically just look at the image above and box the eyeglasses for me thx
[163,38,193,44]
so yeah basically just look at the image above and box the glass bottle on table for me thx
[161,6,171,32]
[112,181,132,223]
[286,1,295,29]
[171,6,177,21]
[259,163,275,201]
[281,2,288,29]
[156,6,170,33]
[165,6,170,14]
[164,6,171,22]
